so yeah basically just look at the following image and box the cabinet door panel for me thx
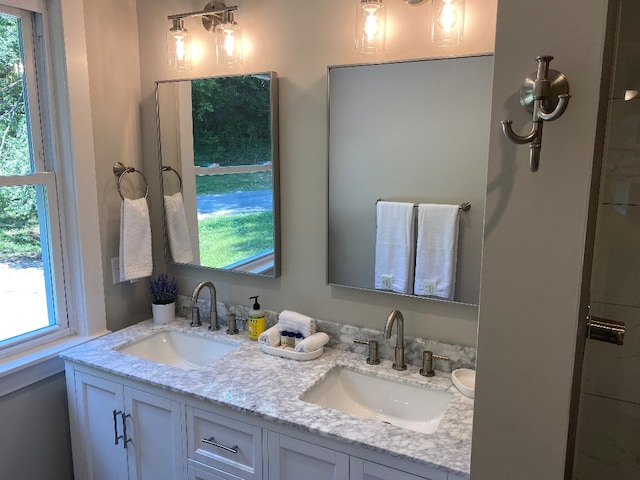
[350,457,444,480]
[188,463,244,480]
[125,387,184,480]
[75,373,128,480]
[267,432,349,480]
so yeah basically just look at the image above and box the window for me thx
[0,2,69,356]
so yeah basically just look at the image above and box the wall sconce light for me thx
[431,0,464,46]
[355,0,387,53]
[167,1,242,69]
[167,19,192,70]
[213,10,243,66]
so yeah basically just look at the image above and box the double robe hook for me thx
[501,56,570,172]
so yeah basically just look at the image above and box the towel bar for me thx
[376,198,471,211]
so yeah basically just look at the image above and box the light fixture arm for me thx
[168,3,237,22]
[501,56,571,172]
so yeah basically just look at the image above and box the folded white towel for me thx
[413,204,460,300]
[258,324,281,347]
[374,201,415,294]
[119,197,153,281]
[164,192,194,264]
[294,332,330,353]
[277,310,317,338]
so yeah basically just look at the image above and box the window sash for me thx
[0,3,69,357]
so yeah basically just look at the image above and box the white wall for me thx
[136,0,497,346]
[471,0,610,478]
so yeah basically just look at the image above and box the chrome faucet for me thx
[383,309,406,371]
[190,281,219,330]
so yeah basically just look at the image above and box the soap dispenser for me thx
[247,296,266,340]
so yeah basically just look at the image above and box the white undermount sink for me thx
[300,366,453,435]
[117,330,240,370]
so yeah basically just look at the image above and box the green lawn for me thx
[198,211,274,268]
[0,214,42,265]
[196,171,272,196]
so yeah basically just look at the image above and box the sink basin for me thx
[117,331,240,370]
[300,367,452,434]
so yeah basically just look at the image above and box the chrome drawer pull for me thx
[201,436,238,454]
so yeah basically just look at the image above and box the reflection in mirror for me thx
[328,55,493,305]
[156,72,279,277]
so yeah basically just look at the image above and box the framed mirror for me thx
[156,72,279,277]
[328,55,493,305]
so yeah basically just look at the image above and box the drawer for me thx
[186,406,262,479]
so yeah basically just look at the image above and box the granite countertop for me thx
[61,318,473,479]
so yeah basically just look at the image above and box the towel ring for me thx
[161,165,183,193]
[113,162,149,200]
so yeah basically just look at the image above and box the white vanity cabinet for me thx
[68,369,184,480]
[65,361,460,480]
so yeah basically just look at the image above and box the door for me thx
[124,387,184,480]
[75,373,128,480]
[267,432,349,480]
[571,0,640,478]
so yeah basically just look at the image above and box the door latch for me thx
[586,316,625,346]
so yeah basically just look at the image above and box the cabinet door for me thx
[124,386,185,480]
[75,372,128,480]
[350,457,443,480]
[188,463,244,480]
[267,432,349,480]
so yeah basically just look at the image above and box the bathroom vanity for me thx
[61,319,472,480]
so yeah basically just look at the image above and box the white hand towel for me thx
[413,204,460,300]
[374,201,416,294]
[119,197,153,281]
[164,192,194,264]
[294,332,330,353]
[258,324,281,346]
[277,310,317,338]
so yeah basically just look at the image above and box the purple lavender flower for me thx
[149,273,178,305]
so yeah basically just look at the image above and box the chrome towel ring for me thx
[161,165,183,193]
[113,162,149,200]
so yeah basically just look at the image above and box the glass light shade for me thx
[431,0,465,46]
[355,0,386,53]
[215,19,243,66]
[167,20,192,70]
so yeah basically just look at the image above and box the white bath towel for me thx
[258,324,281,347]
[119,197,153,281]
[277,310,317,338]
[164,192,194,264]
[413,204,459,300]
[294,332,330,353]
[374,201,415,294]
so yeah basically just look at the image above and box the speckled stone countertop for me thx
[61,318,473,479]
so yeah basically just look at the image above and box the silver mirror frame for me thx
[155,72,280,278]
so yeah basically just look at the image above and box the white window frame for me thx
[0,0,107,395]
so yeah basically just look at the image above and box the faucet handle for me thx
[226,313,239,335]
[354,339,381,365]
[420,350,450,377]
[190,306,202,327]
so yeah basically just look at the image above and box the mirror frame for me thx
[155,72,280,278]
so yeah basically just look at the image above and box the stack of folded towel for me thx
[258,310,330,353]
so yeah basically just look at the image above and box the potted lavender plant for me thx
[149,273,178,324]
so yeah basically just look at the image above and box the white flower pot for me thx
[152,302,175,325]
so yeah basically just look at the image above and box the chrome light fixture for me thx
[355,0,386,53]
[167,1,241,69]
[431,0,464,46]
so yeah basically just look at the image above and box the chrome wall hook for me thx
[501,55,570,172]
